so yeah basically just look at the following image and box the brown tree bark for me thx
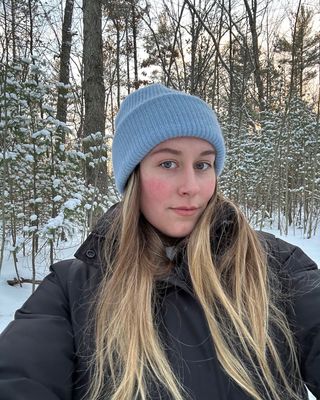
[243,0,265,112]
[130,0,139,89]
[83,0,106,228]
[56,0,75,125]
[83,0,105,184]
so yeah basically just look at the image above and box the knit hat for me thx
[112,84,225,193]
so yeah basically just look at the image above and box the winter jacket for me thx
[0,208,319,400]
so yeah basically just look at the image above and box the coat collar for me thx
[74,203,195,293]
[74,204,118,268]
[73,202,254,294]
[74,202,236,264]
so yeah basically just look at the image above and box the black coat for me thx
[0,213,319,400]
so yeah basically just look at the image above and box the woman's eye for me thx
[195,162,212,170]
[160,161,177,169]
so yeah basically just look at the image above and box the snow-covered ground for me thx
[0,228,318,399]
[0,233,83,332]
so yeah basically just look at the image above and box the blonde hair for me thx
[86,169,304,400]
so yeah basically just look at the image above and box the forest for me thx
[0,0,319,283]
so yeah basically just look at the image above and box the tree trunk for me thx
[83,0,106,228]
[27,0,33,56]
[83,0,105,184]
[125,17,131,94]
[115,20,121,108]
[56,0,75,125]
[131,0,139,89]
[10,0,16,60]
[307,84,320,238]
[243,0,265,112]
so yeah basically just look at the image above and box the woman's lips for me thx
[170,207,199,216]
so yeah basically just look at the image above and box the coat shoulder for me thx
[256,230,318,275]
[48,257,102,308]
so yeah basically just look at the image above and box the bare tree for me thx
[56,0,75,125]
[82,0,105,169]
[83,0,106,227]
[242,0,265,112]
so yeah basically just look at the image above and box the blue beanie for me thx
[112,84,225,193]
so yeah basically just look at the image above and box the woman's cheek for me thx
[142,177,172,200]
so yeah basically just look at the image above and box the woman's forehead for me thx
[149,137,216,155]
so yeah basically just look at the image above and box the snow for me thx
[0,234,82,332]
[31,129,51,139]
[0,151,17,160]
[73,193,83,200]
[43,213,64,229]
[82,131,103,142]
[53,195,63,202]
[25,154,34,162]
[21,57,32,64]
[0,228,318,399]
[64,198,81,210]
[52,178,61,188]
[0,277,34,330]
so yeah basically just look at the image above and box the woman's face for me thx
[139,137,216,238]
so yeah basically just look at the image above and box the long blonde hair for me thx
[86,169,304,400]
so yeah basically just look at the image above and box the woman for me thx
[0,84,319,400]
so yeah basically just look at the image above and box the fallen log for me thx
[7,277,43,286]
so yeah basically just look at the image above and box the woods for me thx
[0,0,319,279]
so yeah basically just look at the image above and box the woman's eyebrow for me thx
[150,148,216,156]
[150,148,181,156]
[200,150,216,156]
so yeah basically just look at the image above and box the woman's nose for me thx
[177,167,200,196]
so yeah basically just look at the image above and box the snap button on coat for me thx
[85,249,96,259]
